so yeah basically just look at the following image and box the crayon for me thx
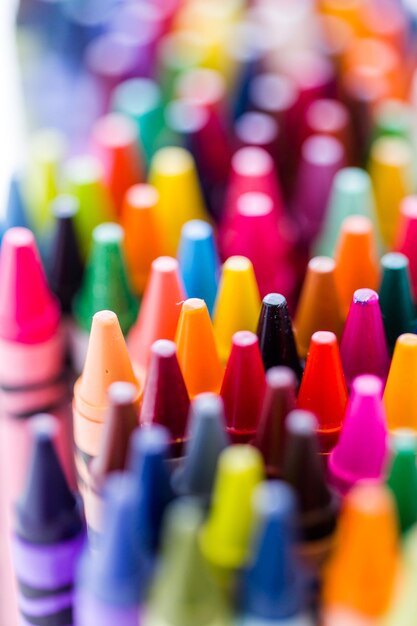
[322,482,398,625]
[72,222,138,372]
[140,339,190,456]
[328,375,388,496]
[73,310,141,497]
[238,481,314,626]
[220,331,265,444]
[173,393,230,500]
[256,294,302,380]
[294,257,343,359]
[1,173,30,237]
[304,99,352,160]
[386,429,417,535]
[253,367,297,479]
[333,215,380,319]
[213,256,261,364]
[128,256,185,375]
[373,99,414,144]
[383,524,417,626]
[176,298,223,398]
[200,445,264,590]
[361,0,407,51]
[297,332,348,454]
[384,333,417,431]
[76,473,143,626]
[379,252,415,353]
[340,289,390,387]
[144,499,230,626]
[12,414,85,626]
[120,184,161,295]
[177,220,220,315]
[234,111,279,160]
[394,195,417,300]
[283,410,339,572]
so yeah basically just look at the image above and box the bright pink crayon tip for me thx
[328,374,388,495]
[340,288,390,387]
[0,228,60,344]
[395,195,417,299]
[220,330,266,444]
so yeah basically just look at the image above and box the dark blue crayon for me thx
[11,414,86,626]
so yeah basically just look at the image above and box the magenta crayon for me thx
[395,196,417,300]
[234,111,280,161]
[329,375,388,496]
[340,289,390,388]
[220,331,265,444]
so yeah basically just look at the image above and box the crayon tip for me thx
[220,331,265,443]
[176,298,223,398]
[395,195,417,300]
[257,293,303,379]
[253,367,297,479]
[384,333,417,431]
[0,227,60,343]
[297,331,348,453]
[3,173,30,233]
[340,288,390,387]
[213,255,261,363]
[328,375,388,495]
[387,429,417,534]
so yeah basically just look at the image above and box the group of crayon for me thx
[3,0,417,625]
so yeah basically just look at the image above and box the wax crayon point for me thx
[149,147,209,256]
[297,332,348,454]
[173,393,229,499]
[340,289,390,387]
[256,293,303,380]
[240,481,309,622]
[0,227,60,344]
[176,298,223,398]
[387,430,417,534]
[121,184,161,295]
[16,414,83,544]
[178,220,220,315]
[328,375,388,495]
[140,340,190,454]
[213,256,261,364]
[48,194,84,314]
[334,215,380,318]
[379,253,416,353]
[253,367,297,479]
[74,223,138,334]
[395,196,417,300]
[314,167,378,257]
[128,425,174,555]
[2,173,30,235]
[220,331,265,444]
[200,445,264,575]
[91,113,143,215]
[128,256,185,372]
[283,411,338,563]
[323,482,398,618]
[294,257,343,359]
[384,334,417,431]
[145,499,229,626]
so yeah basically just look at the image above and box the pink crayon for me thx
[340,289,390,388]
[328,375,388,495]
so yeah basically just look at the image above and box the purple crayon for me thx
[328,375,388,496]
[11,414,86,626]
[340,288,390,388]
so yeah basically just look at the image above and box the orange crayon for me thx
[384,334,417,432]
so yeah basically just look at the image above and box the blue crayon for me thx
[12,414,86,626]
[1,174,30,238]
[76,473,144,626]
[177,220,220,315]
[237,481,314,626]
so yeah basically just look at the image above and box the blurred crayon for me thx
[176,298,223,398]
[1,173,30,237]
[384,333,417,431]
[328,375,388,495]
[297,332,348,454]
[213,256,261,364]
[178,220,220,315]
[340,289,390,387]
[379,253,415,353]
[221,331,265,444]
[294,257,343,360]
[234,111,279,160]
[12,415,85,626]
[334,215,380,319]
[173,393,229,500]
[383,523,417,626]
[373,99,414,144]
[304,99,353,160]
[387,430,417,535]
[256,294,302,381]
[395,196,417,300]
